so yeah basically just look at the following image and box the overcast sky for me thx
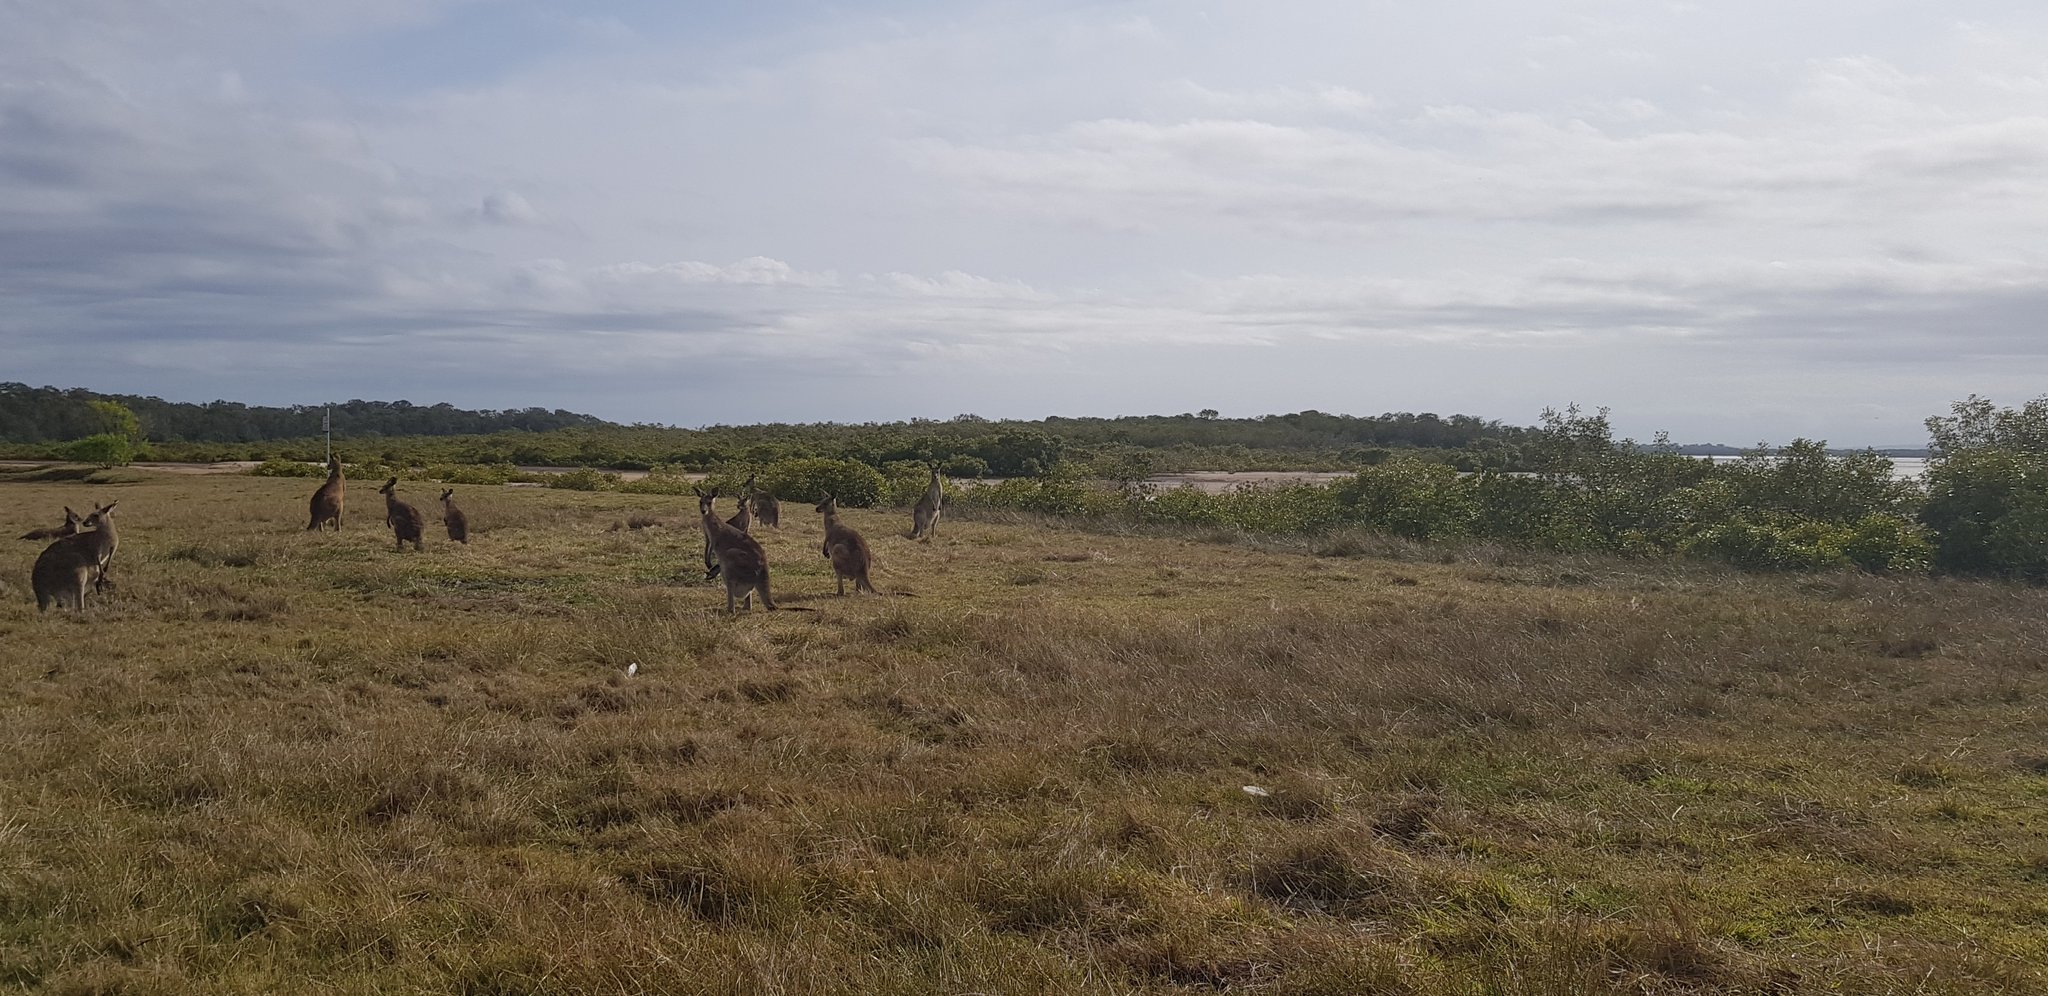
[5,1,2047,445]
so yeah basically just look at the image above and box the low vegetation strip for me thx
[1,474,2044,993]
[22,393,2048,580]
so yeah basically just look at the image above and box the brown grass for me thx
[2,473,2046,993]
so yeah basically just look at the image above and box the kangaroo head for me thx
[83,502,117,530]
[814,492,837,515]
[328,457,343,475]
[743,474,757,493]
[62,507,81,531]
[441,489,455,502]
[696,488,719,516]
[379,477,399,495]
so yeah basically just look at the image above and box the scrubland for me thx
[1,472,2044,994]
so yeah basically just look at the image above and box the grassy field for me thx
[1,470,2045,995]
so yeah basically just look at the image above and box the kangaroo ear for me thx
[64,506,76,517]
[99,501,118,512]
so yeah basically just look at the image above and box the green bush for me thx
[424,463,519,486]
[63,434,135,468]
[547,468,620,492]
[954,477,1092,516]
[1137,485,1228,527]
[1724,439,1915,521]
[880,462,936,507]
[1985,495,2048,579]
[247,459,328,478]
[1330,462,1476,541]
[1213,483,1346,534]
[759,458,884,507]
[1674,513,1928,573]
[1680,516,1842,571]
[1919,448,2044,575]
[1841,514,1935,574]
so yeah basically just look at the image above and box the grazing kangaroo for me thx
[696,488,775,613]
[32,502,118,612]
[307,457,345,531]
[815,492,875,595]
[703,488,753,581]
[749,475,780,529]
[440,489,469,544]
[18,507,80,541]
[379,478,425,552]
[911,465,944,540]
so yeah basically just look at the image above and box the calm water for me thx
[1701,455,1927,480]
[1139,455,1931,493]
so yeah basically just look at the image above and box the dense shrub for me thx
[1840,514,1935,573]
[1919,448,2048,576]
[880,462,938,508]
[1679,514,1931,573]
[64,434,136,467]
[548,468,620,492]
[758,458,884,507]
[425,463,521,485]
[955,476,1097,517]
[248,459,328,478]
[1331,462,1475,541]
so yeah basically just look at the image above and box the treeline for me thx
[0,384,1535,474]
[0,383,607,444]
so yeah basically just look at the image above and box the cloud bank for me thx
[5,1,2048,444]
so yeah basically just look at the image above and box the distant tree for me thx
[1925,394,2048,458]
[1198,409,1220,420]
[88,400,143,442]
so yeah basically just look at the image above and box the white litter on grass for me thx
[625,662,639,678]
[1242,785,1271,798]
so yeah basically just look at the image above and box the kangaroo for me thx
[815,492,875,595]
[441,489,469,544]
[749,474,780,529]
[32,502,118,612]
[379,478,425,552]
[307,457,345,531]
[696,488,775,613]
[703,487,753,580]
[911,464,944,541]
[18,507,80,541]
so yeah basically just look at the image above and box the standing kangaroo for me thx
[379,478,425,552]
[816,492,875,595]
[307,457,345,531]
[696,488,775,613]
[748,474,780,529]
[911,465,944,541]
[18,507,80,541]
[441,489,469,544]
[31,502,118,612]
[703,488,753,580]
